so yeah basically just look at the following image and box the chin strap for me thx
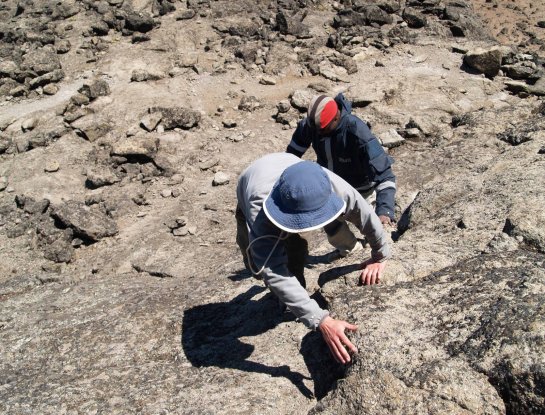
[246,231,289,275]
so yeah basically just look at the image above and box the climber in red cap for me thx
[287,93,397,261]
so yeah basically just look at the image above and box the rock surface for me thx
[0,0,544,414]
[314,251,545,414]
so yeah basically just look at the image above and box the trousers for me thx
[324,188,376,255]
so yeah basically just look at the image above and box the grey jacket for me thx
[236,153,390,330]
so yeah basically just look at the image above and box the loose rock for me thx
[464,47,503,77]
[51,201,118,242]
[44,161,60,173]
[212,172,229,186]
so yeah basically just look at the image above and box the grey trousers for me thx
[324,189,376,255]
[235,205,308,288]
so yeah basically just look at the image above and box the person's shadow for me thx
[181,271,346,399]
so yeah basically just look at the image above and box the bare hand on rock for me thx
[360,259,386,285]
[319,316,358,364]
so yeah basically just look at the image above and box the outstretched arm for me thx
[286,119,312,157]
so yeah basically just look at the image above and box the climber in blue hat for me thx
[235,153,390,364]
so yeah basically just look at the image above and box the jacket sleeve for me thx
[264,264,329,330]
[357,123,397,219]
[286,119,313,157]
[249,225,328,330]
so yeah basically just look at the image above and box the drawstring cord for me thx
[246,231,289,275]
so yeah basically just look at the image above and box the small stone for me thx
[21,118,38,132]
[45,161,60,172]
[212,172,230,186]
[379,129,405,149]
[131,69,165,82]
[290,89,313,111]
[165,219,180,229]
[43,84,59,95]
[42,263,62,273]
[173,227,189,236]
[199,158,220,171]
[0,176,7,191]
[176,216,188,226]
[71,93,90,106]
[260,76,277,85]
[161,189,172,198]
[238,95,261,112]
[85,167,120,188]
[15,137,30,153]
[10,86,27,97]
[126,126,139,137]
[405,128,422,138]
[171,189,181,198]
[132,193,148,205]
[464,47,502,77]
[277,100,291,113]
[132,33,151,43]
[176,9,196,20]
[140,112,163,132]
[79,79,110,99]
[222,119,237,128]
[187,226,197,235]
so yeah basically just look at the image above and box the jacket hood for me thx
[334,93,352,118]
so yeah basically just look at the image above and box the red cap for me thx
[319,100,337,129]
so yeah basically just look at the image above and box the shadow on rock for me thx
[300,331,346,399]
[182,284,315,397]
[226,267,254,282]
[317,263,362,287]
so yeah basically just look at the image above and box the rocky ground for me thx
[0,1,544,414]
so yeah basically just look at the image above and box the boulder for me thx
[402,8,428,29]
[357,5,394,26]
[212,172,229,186]
[148,107,200,130]
[79,79,111,100]
[131,69,166,82]
[238,95,261,112]
[21,47,61,75]
[111,135,159,159]
[71,115,113,142]
[464,47,503,77]
[379,129,405,148]
[290,89,313,112]
[276,10,310,37]
[28,69,64,89]
[140,112,163,132]
[125,12,155,33]
[51,202,118,242]
[85,167,121,188]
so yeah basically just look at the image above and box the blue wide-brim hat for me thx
[263,161,346,233]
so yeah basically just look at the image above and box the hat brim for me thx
[263,184,346,233]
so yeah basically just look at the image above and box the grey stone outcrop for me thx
[313,251,545,415]
[51,201,118,242]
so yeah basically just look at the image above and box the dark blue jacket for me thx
[287,93,396,219]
